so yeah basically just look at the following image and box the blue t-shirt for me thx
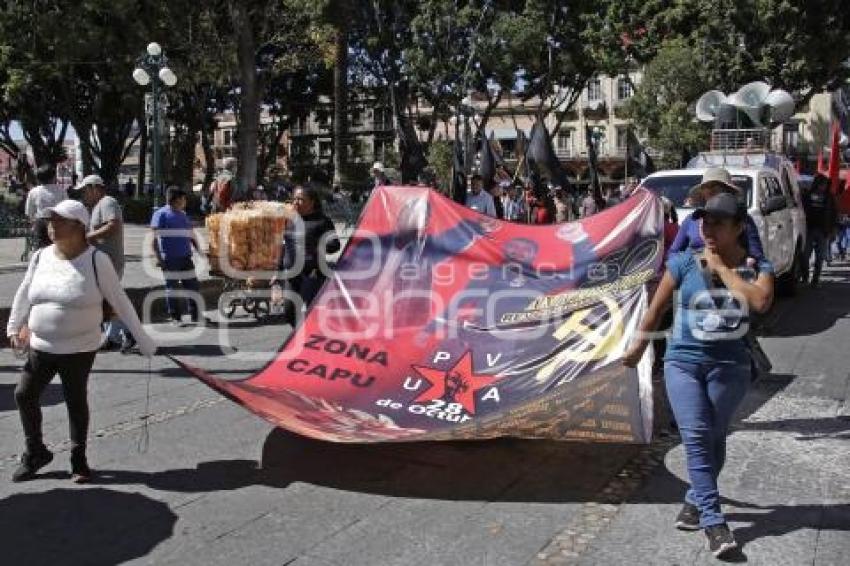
[668,214,765,263]
[151,205,193,259]
[665,251,774,365]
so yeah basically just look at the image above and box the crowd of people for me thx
[5,155,848,561]
[459,169,640,224]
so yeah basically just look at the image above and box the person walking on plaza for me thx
[623,193,774,558]
[553,187,577,223]
[465,174,497,217]
[151,187,201,325]
[801,173,838,286]
[272,186,339,324]
[7,199,156,483]
[580,189,598,218]
[210,158,236,212]
[371,162,389,190]
[488,183,505,219]
[80,175,128,349]
[25,165,67,249]
[501,184,526,222]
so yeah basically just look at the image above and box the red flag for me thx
[828,122,841,194]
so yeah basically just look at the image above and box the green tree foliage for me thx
[594,0,850,97]
[626,40,711,165]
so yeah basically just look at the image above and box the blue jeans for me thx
[162,256,200,320]
[664,360,750,528]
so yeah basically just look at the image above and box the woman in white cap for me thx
[7,199,157,483]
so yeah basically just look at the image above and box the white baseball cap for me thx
[38,199,91,226]
[372,162,384,172]
[76,174,105,190]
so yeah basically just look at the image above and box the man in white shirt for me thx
[465,174,497,217]
[24,165,67,249]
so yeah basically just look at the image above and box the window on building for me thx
[350,109,364,128]
[617,77,633,100]
[556,130,573,155]
[783,122,800,152]
[317,111,331,130]
[616,126,629,152]
[587,78,602,102]
[223,129,233,147]
[319,140,332,158]
[373,107,392,130]
[500,138,517,159]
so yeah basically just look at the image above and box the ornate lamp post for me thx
[132,42,177,211]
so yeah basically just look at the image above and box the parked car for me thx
[641,161,805,296]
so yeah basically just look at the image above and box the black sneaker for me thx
[11,447,53,482]
[119,330,137,354]
[705,523,738,558]
[70,453,92,484]
[675,502,700,531]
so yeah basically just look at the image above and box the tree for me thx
[626,40,711,166]
[0,4,70,171]
[592,0,850,100]
[50,1,161,185]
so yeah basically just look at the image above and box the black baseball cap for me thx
[692,192,745,220]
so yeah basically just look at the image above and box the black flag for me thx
[515,128,530,182]
[585,126,606,210]
[627,129,655,177]
[526,120,570,198]
[479,133,498,190]
[451,140,467,204]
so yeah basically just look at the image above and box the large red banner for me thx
[178,187,663,443]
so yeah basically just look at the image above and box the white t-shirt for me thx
[7,246,155,356]
[24,184,68,220]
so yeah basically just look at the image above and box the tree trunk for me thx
[332,23,349,187]
[232,3,259,199]
[391,83,426,183]
[200,123,215,190]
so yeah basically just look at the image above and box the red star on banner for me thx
[411,351,498,415]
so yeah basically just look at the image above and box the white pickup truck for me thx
[641,154,806,296]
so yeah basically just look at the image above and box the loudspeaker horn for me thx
[764,89,795,125]
[696,90,728,122]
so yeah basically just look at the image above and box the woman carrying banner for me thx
[7,200,157,483]
[272,186,340,324]
[623,192,774,559]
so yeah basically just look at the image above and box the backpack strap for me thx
[91,248,101,293]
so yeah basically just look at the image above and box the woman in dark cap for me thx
[624,192,775,558]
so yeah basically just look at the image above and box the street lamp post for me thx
[132,42,177,211]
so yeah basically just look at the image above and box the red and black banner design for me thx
[180,187,664,443]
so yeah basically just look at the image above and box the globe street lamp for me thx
[132,42,177,211]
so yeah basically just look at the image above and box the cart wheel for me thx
[253,300,270,319]
[219,296,238,318]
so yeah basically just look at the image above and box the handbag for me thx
[745,331,772,380]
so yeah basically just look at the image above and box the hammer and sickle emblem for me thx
[535,296,624,383]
